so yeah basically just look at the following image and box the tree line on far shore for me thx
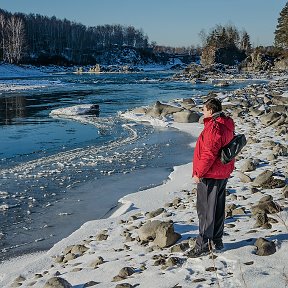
[0,1,287,66]
[0,9,150,64]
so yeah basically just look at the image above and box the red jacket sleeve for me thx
[194,124,223,178]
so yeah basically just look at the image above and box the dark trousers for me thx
[195,178,228,249]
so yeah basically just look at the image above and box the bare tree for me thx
[0,13,6,61]
[6,16,25,63]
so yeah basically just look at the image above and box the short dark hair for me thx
[204,98,222,114]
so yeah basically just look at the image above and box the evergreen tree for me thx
[275,2,288,48]
[240,30,251,51]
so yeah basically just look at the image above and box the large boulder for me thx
[240,159,257,172]
[146,101,182,118]
[260,112,282,126]
[254,238,276,256]
[44,277,72,288]
[173,110,201,123]
[154,222,181,248]
[252,170,273,187]
[138,220,162,242]
[138,220,181,248]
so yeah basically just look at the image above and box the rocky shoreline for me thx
[1,75,287,288]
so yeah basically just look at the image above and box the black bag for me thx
[220,134,247,164]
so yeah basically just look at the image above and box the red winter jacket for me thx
[193,113,235,179]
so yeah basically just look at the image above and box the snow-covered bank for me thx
[0,75,287,288]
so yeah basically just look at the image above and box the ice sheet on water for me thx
[50,104,98,116]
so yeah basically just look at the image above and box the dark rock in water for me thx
[44,277,72,288]
[254,238,276,256]
[89,104,100,116]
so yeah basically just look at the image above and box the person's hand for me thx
[193,176,201,184]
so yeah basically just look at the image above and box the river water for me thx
[0,70,251,261]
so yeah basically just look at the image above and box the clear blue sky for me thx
[0,0,286,47]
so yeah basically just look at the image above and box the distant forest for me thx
[0,9,151,64]
[0,9,197,65]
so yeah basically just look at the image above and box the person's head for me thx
[203,98,222,118]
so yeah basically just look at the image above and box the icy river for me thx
[0,70,252,260]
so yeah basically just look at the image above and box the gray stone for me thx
[270,105,288,114]
[172,197,182,206]
[63,245,74,255]
[240,159,257,172]
[14,275,26,282]
[249,107,264,117]
[237,171,252,183]
[95,233,108,241]
[153,222,181,248]
[131,107,147,114]
[232,207,246,215]
[251,200,282,215]
[170,241,190,252]
[71,244,89,255]
[283,185,288,198]
[89,256,104,268]
[259,195,273,203]
[252,170,273,187]
[261,177,286,189]
[254,238,276,256]
[273,144,288,157]
[173,110,201,123]
[254,212,272,229]
[138,220,162,242]
[43,277,72,288]
[83,281,100,287]
[260,112,281,126]
[54,255,64,263]
[146,208,165,219]
[118,267,135,278]
[164,257,182,268]
[63,253,77,263]
[146,101,182,118]
[272,115,287,127]
[115,284,133,288]
[271,95,288,105]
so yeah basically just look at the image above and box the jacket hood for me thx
[204,113,235,132]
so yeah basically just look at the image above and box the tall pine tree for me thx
[275,2,288,48]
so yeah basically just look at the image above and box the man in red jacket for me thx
[187,98,235,257]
